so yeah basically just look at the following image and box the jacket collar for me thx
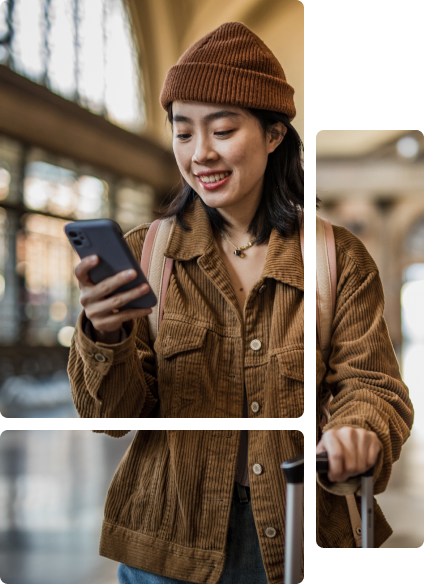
[165,196,304,291]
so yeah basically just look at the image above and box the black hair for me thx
[158,104,304,244]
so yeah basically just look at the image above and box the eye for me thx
[176,130,234,140]
[176,133,191,140]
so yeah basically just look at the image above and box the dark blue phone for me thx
[64,219,157,310]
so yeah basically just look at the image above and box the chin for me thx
[196,191,239,209]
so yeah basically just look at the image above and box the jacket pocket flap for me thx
[276,349,304,382]
[154,320,208,359]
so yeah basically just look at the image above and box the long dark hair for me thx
[159,104,304,244]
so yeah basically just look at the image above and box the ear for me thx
[268,122,287,154]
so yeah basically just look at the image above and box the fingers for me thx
[91,307,153,333]
[74,255,99,288]
[367,432,382,469]
[318,427,381,483]
[327,430,345,483]
[85,282,151,322]
[320,429,346,482]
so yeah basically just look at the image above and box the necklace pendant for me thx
[234,249,242,256]
[240,253,245,258]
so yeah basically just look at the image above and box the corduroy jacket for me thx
[97,430,303,584]
[68,196,304,419]
[316,225,414,548]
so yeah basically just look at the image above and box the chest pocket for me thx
[276,348,304,418]
[154,319,208,416]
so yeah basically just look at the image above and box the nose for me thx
[192,134,218,165]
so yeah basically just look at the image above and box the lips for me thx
[196,172,232,191]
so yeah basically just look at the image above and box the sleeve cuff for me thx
[84,317,129,343]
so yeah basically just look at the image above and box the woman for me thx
[68,21,304,420]
[68,22,304,584]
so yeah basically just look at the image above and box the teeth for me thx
[199,171,230,184]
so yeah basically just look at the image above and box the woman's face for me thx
[171,101,285,215]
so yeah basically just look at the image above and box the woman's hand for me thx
[316,427,381,482]
[74,255,153,342]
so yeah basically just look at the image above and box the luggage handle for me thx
[281,456,304,584]
[316,451,375,478]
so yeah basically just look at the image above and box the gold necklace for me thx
[222,235,255,258]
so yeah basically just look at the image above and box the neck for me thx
[217,192,261,244]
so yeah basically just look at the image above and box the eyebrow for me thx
[172,110,242,124]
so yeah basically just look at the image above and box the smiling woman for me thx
[158,21,303,248]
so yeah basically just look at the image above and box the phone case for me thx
[65,219,157,310]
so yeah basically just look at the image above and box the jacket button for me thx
[94,353,107,362]
[265,527,277,539]
[253,463,263,475]
[250,339,262,351]
[258,284,267,293]
[251,401,260,414]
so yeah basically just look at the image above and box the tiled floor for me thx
[0,431,135,584]
[0,430,422,584]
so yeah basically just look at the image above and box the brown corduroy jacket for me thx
[97,430,303,584]
[316,225,414,548]
[68,196,304,419]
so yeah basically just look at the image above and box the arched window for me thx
[0,1,153,361]
[0,0,145,132]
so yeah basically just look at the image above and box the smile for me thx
[197,171,231,184]
[197,173,233,191]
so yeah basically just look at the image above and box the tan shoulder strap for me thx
[140,217,175,343]
[316,216,337,366]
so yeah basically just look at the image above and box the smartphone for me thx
[64,219,157,310]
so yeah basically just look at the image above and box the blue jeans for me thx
[117,483,267,584]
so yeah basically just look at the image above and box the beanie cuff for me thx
[160,62,296,120]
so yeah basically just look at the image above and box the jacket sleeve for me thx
[320,226,414,495]
[67,224,158,418]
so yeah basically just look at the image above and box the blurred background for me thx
[0,430,135,584]
[317,129,424,547]
[0,0,303,417]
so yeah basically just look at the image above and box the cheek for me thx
[173,144,191,174]
[226,141,268,180]
[225,136,262,169]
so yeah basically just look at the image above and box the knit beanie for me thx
[160,22,296,120]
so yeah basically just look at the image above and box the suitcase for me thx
[316,451,375,547]
[281,455,304,584]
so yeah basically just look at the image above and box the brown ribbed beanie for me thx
[160,22,296,120]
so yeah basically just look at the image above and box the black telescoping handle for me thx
[316,451,375,477]
[281,455,304,483]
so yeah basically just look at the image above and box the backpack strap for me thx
[316,216,337,366]
[316,215,337,427]
[140,217,175,343]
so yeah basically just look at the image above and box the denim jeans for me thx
[117,483,267,584]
